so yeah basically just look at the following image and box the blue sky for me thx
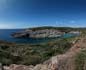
[0,0,86,28]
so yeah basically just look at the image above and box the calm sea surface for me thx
[0,29,77,44]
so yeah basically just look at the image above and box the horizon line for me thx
[0,26,86,29]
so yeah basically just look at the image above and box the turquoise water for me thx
[0,29,77,44]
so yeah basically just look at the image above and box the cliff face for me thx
[12,29,65,38]
[3,37,86,70]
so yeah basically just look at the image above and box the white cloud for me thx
[55,20,66,27]
[68,20,79,27]
[55,20,78,27]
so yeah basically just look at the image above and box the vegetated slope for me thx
[42,36,86,70]
[3,36,86,70]
[0,38,72,66]
[3,37,86,70]
[28,36,86,70]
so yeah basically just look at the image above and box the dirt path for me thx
[47,37,86,70]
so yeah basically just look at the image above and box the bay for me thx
[0,29,77,44]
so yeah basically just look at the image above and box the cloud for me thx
[55,20,78,27]
[55,20,67,27]
[68,20,79,27]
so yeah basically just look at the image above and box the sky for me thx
[0,0,86,29]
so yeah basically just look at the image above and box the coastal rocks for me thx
[11,32,30,38]
[11,27,81,39]
[12,29,64,38]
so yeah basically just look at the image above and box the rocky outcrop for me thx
[12,29,65,38]
[3,64,34,70]
[11,27,81,38]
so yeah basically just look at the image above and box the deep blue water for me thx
[0,29,77,44]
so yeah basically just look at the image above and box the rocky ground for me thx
[1,36,86,70]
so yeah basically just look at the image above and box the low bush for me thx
[0,38,72,66]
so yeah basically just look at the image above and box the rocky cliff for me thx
[12,27,65,38]
[11,27,81,38]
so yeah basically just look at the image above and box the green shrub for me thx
[75,49,86,70]
[0,38,72,65]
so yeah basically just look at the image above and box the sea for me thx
[0,29,77,44]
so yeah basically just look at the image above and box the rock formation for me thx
[12,29,65,38]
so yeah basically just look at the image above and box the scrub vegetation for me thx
[0,38,72,66]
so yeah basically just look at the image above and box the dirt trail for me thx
[47,37,86,70]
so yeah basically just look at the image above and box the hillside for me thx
[3,35,86,70]
[0,27,86,70]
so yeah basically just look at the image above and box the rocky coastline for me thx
[11,27,81,38]
[12,29,65,38]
